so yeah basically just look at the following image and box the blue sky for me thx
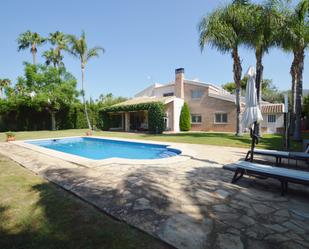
[0,0,307,99]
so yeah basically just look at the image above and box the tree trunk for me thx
[290,54,297,135]
[232,47,242,136]
[255,49,264,136]
[81,65,92,130]
[293,50,304,141]
[31,44,36,65]
[51,111,56,131]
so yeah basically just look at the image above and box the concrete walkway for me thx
[0,141,308,249]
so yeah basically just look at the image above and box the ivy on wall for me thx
[99,102,165,134]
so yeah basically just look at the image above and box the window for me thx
[163,92,174,97]
[191,114,202,124]
[215,113,228,124]
[191,90,204,99]
[268,114,276,123]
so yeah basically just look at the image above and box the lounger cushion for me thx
[289,152,309,159]
[253,149,289,157]
[234,161,309,182]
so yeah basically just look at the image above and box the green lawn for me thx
[0,129,307,151]
[0,154,170,249]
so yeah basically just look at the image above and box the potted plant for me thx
[6,132,16,142]
[86,130,92,136]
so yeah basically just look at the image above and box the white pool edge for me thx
[11,136,195,167]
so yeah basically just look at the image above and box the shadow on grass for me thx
[0,178,172,249]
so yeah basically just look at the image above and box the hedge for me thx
[0,102,98,132]
[99,102,165,134]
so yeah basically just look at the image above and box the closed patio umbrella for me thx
[242,66,263,161]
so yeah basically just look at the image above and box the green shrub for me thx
[148,103,165,133]
[5,131,15,138]
[179,102,191,131]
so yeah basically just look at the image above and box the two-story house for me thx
[106,68,284,133]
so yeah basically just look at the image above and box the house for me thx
[103,68,285,134]
[260,104,285,134]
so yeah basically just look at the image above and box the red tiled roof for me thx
[261,103,284,113]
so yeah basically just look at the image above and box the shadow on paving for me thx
[184,165,309,249]
[0,179,172,249]
[41,163,309,249]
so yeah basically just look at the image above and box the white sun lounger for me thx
[229,161,309,195]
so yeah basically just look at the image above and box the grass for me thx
[0,154,170,249]
[0,129,308,151]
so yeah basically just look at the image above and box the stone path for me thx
[0,142,309,249]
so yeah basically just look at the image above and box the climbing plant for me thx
[99,102,165,134]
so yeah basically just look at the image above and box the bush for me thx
[148,103,165,133]
[5,131,15,138]
[179,102,191,131]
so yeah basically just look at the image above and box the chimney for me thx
[175,68,184,99]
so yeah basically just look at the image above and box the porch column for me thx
[125,112,130,131]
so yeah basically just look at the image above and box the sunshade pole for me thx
[250,122,257,162]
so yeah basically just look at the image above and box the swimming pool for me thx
[26,137,181,160]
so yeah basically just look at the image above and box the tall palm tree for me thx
[199,1,249,136]
[17,31,46,64]
[43,48,64,68]
[49,31,68,60]
[0,78,11,98]
[67,31,104,130]
[281,0,308,141]
[245,1,282,134]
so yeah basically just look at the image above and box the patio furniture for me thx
[245,147,309,166]
[228,160,309,195]
[304,139,309,151]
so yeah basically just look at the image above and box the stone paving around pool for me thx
[0,141,309,249]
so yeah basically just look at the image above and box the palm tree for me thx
[280,0,308,141]
[44,31,67,68]
[66,31,104,130]
[199,1,249,136]
[0,78,11,98]
[43,48,64,68]
[17,31,46,64]
[245,1,282,134]
[49,31,68,60]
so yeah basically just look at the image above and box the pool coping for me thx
[11,136,194,168]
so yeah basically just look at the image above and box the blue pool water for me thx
[27,137,181,160]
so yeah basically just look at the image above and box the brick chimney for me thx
[175,68,184,99]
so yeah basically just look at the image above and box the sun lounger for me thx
[289,152,309,161]
[245,147,309,165]
[227,161,309,195]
